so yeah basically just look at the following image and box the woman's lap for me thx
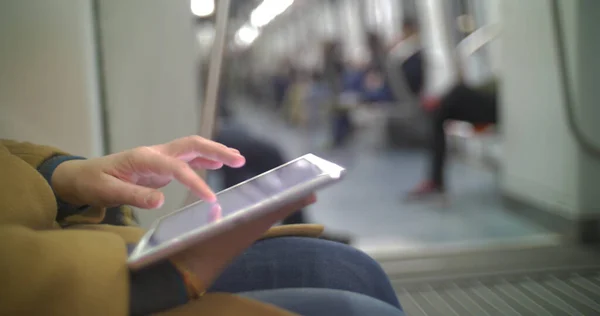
[240,288,405,316]
[209,237,401,309]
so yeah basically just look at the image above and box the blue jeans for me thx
[210,237,402,313]
[241,288,404,316]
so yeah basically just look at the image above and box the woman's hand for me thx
[51,136,246,209]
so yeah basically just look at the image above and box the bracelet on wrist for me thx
[172,261,205,300]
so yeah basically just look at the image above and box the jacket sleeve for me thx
[0,139,106,224]
[0,225,130,316]
[0,140,190,315]
[0,225,187,316]
[0,139,68,167]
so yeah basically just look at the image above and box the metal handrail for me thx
[184,0,231,205]
[457,22,501,59]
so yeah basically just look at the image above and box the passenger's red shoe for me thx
[405,181,447,204]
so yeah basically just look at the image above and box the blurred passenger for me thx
[283,70,312,127]
[366,31,387,71]
[203,61,308,229]
[323,41,344,94]
[361,69,395,104]
[304,71,330,148]
[214,125,352,244]
[214,123,304,222]
[323,41,353,148]
[407,78,498,199]
[273,63,294,110]
[213,85,351,244]
[341,61,368,93]
[386,19,426,99]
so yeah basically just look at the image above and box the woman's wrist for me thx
[127,245,190,315]
[170,260,205,300]
[51,158,87,206]
[38,155,89,220]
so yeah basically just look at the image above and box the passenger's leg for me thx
[409,84,497,197]
[241,288,404,316]
[429,85,482,189]
[330,111,343,147]
[437,87,498,189]
[209,237,401,309]
[331,110,352,148]
[430,102,448,190]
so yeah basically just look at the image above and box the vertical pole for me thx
[185,0,231,205]
[199,0,231,142]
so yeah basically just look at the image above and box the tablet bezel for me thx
[127,153,345,270]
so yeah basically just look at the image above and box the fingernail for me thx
[229,147,240,154]
[203,192,217,203]
[232,155,246,167]
[145,192,162,208]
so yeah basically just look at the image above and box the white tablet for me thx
[127,153,346,270]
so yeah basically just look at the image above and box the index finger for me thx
[129,147,217,202]
[157,136,245,167]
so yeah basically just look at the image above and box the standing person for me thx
[323,41,352,148]
[273,62,294,111]
[386,19,426,99]
[366,31,387,72]
[379,19,431,148]
[305,71,330,149]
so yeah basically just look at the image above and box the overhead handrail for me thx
[453,22,501,82]
[456,22,501,58]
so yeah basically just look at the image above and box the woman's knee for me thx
[240,288,405,316]
[210,237,400,308]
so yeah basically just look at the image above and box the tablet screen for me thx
[149,158,324,246]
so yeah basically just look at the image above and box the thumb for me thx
[101,177,165,209]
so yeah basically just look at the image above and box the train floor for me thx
[231,100,559,255]
[397,269,600,316]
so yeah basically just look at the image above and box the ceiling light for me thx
[191,0,215,17]
[250,0,294,28]
[235,24,260,46]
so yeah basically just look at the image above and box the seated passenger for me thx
[0,137,401,315]
[214,122,307,225]
[361,68,396,104]
[341,63,367,94]
[214,101,351,244]
[407,79,498,198]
